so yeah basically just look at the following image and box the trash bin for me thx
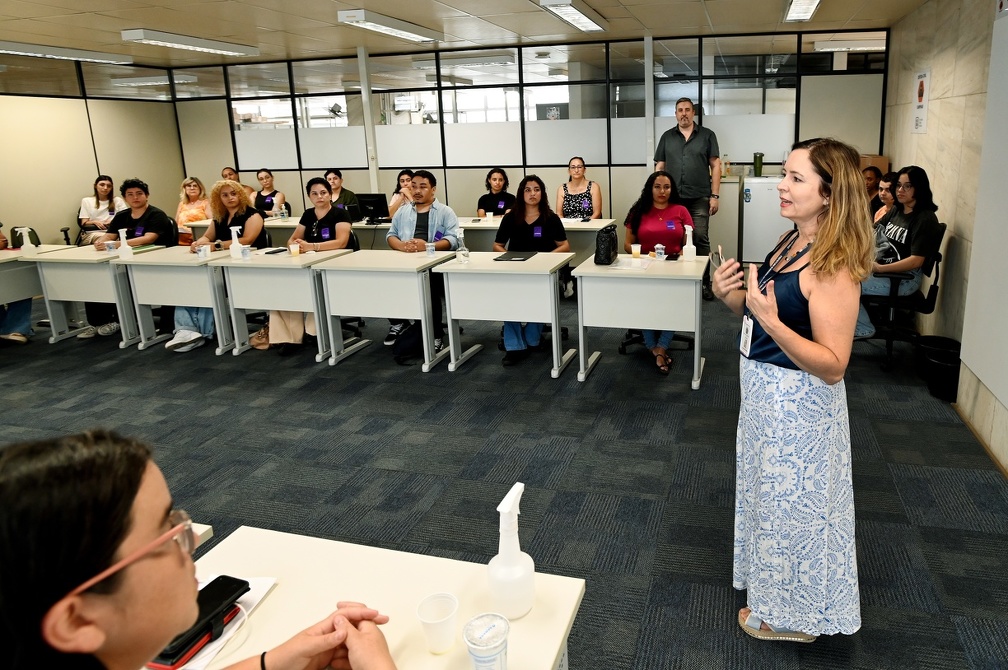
[918,336,961,402]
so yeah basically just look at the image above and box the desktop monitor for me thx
[356,193,390,223]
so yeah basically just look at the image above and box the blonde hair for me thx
[179,177,207,203]
[794,138,874,282]
[210,179,254,222]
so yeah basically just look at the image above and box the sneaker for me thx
[502,349,530,366]
[433,337,445,353]
[174,337,205,353]
[76,326,98,339]
[165,330,203,351]
[563,281,575,299]
[384,322,405,346]
[97,322,120,336]
[0,333,29,344]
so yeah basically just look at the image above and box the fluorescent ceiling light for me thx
[784,0,821,22]
[813,39,886,52]
[0,40,132,64]
[538,0,608,32]
[337,9,441,43]
[121,29,259,57]
[111,74,198,87]
[412,52,515,69]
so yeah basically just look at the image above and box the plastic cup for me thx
[104,241,116,253]
[196,245,209,260]
[631,243,641,258]
[289,244,300,256]
[240,245,252,260]
[417,593,458,654]
[654,244,666,261]
[463,613,508,670]
[425,242,436,256]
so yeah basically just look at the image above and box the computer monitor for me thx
[356,193,391,223]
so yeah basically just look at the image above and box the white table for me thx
[460,218,613,267]
[189,217,295,247]
[314,250,455,372]
[197,526,584,670]
[115,247,234,354]
[210,249,352,360]
[572,254,708,388]
[1,245,66,305]
[28,245,161,347]
[434,251,576,378]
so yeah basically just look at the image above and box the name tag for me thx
[134,226,144,236]
[321,227,331,240]
[336,204,345,209]
[498,200,506,210]
[533,226,543,238]
[433,230,444,241]
[740,315,753,357]
[666,221,676,229]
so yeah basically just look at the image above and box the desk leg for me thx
[209,267,235,356]
[419,270,449,372]
[444,275,481,372]
[127,267,169,351]
[225,271,251,356]
[37,263,76,343]
[110,264,140,349]
[549,271,575,379]
[323,276,370,366]
[311,270,332,363]
[692,281,704,390]
[576,279,601,382]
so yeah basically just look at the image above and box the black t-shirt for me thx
[869,194,883,218]
[478,192,516,216]
[211,208,268,249]
[495,211,567,253]
[299,206,350,244]
[255,190,279,212]
[414,211,430,242]
[875,207,942,265]
[107,205,172,244]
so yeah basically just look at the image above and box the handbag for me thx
[593,223,618,265]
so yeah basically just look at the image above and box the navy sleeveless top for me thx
[744,234,813,370]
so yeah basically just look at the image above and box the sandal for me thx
[738,609,817,643]
[249,326,270,350]
[654,352,671,376]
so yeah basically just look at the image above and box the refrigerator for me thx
[739,176,788,264]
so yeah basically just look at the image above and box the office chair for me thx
[860,222,946,369]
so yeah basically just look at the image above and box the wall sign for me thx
[912,69,930,134]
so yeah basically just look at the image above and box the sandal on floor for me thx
[249,326,270,350]
[738,610,817,643]
[654,352,671,376]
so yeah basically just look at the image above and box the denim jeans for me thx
[643,329,674,350]
[0,298,33,335]
[174,306,215,338]
[503,322,543,351]
[855,268,922,337]
[682,197,712,285]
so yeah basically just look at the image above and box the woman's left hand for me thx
[745,262,779,329]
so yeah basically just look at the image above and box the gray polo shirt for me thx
[654,124,720,199]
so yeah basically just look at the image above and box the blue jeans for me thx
[174,306,215,338]
[0,298,33,335]
[503,322,543,351]
[643,329,674,350]
[855,269,922,337]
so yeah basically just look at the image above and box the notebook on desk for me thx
[494,251,536,261]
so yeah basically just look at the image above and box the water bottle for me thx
[457,231,470,264]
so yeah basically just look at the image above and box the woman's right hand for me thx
[712,258,744,301]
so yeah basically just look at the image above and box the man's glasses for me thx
[68,509,194,597]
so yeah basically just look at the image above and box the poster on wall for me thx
[913,69,930,134]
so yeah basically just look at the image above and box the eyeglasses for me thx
[569,165,585,170]
[896,183,913,191]
[68,509,194,597]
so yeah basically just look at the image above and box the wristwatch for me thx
[214,240,222,250]
[710,194,720,199]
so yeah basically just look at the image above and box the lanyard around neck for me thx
[758,231,810,292]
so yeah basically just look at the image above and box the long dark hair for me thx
[392,169,414,198]
[515,174,552,218]
[93,175,115,213]
[624,171,681,235]
[899,165,938,213]
[0,430,151,670]
[485,168,509,193]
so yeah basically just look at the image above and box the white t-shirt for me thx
[79,196,127,224]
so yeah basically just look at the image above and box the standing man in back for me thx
[655,98,721,300]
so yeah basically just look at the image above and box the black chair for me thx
[860,222,946,368]
[167,218,180,247]
[283,202,292,217]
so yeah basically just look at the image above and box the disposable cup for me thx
[104,241,116,253]
[417,593,458,654]
[463,613,509,670]
[425,242,436,256]
[289,244,300,256]
[240,245,252,260]
[196,245,209,260]
[631,243,641,258]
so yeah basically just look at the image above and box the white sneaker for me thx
[563,281,574,299]
[174,336,206,353]
[165,330,203,351]
[433,337,445,353]
[97,322,120,336]
[76,326,97,339]
[384,322,405,346]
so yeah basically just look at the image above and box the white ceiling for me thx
[0,0,924,68]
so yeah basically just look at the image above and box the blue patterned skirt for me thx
[732,356,861,635]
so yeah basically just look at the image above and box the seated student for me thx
[251,178,353,354]
[325,169,360,214]
[556,156,602,220]
[623,171,692,375]
[863,166,883,218]
[220,166,257,199]
[0,225,32,344]
[387,169,414,220]
[493,174,570,366]
[387,170,458,353]
[874,171,897,223]
[79,179,173,340]
[0,429,398,670]
[254,168,287,216]
[165,180,267,353]
[855,165,944,339]
[175,177,212,246]
[477,168,516,217]
[78,175,127,246]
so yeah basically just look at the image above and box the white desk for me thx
[1,246,66,305]
[189,217,295,247]
[210,249,352,360]
[314,250,455,372]
[460,218,613,267]
[351,222,392,250]
[434,251,576,378]
[29,245,161,347]
[572,254,708,388]
[115,247,234,354]
[197,526,584,670]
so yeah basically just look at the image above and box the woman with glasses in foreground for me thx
[0,430,397,670]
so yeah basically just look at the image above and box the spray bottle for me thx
[16,228,36,256]
[487,482,535,619]
[117,229,134,257]
[682,225,697,262]
[229,226,243,259]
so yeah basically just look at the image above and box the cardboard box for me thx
[860,155,890,173]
